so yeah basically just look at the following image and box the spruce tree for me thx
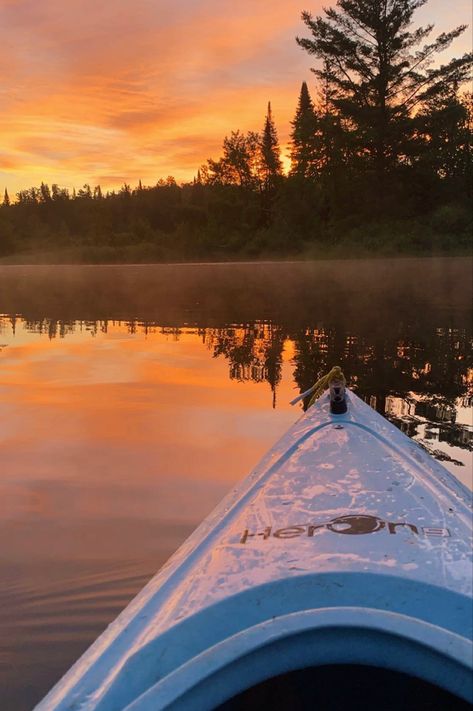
[3,188,10,207]
[297,0,473,178]
[259,102,282,191]
[290,82,318,178]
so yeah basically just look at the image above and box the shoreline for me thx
[1,250,471,268]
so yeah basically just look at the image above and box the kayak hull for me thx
[36,390,473,710]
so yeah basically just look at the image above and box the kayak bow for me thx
[36,388,473,710]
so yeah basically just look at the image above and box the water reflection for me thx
[0,259,471,709]
[2,317,471,470]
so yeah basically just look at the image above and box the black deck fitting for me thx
[330,380,347,414]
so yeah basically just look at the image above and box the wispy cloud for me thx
[0,0,470,193]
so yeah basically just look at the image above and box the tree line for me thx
[1,0,471,262]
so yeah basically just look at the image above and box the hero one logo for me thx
[239,514,450,544]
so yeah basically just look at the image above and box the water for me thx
[0,258,471,709]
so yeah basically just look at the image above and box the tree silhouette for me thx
[51,184,70,201]
[297,0,473,181]
[77,184,92,199]
[417,87,472,184]
[290,82,319,179]
[39,182,51,203]
[259,102,282,191]
[205,130,260,188]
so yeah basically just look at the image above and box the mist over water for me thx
[0,257,472,709]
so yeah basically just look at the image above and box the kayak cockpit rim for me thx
[120,607,473,710]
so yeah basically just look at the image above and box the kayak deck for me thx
[37,390,473,710]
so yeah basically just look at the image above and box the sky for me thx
[0,0,471,195]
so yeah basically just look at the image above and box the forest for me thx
[1,0,472,263]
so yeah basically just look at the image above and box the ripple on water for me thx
[0,559,157,711]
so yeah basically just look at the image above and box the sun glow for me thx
[0,0,470,194]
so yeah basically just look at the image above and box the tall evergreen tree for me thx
[3,188,10,207]
[290,82,319,178]
[316,63,350,176]
[297,0,473,178]
[259,102,282,191]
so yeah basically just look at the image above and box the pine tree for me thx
[290,82,318,178]
[297,0,473,178]
[3,188,10,207]
[314,63,354,221]
[259,102,282,191]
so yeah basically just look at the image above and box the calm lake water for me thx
[0,258,472,709]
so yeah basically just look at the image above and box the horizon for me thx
[1,0,471,196]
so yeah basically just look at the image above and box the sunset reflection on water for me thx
[1,321,299,562]
[0,259,471,709]
[0,321,299,710]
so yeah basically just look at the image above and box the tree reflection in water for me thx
[2,317,471,465]
[203,322,472,464]
[0,259,471,466]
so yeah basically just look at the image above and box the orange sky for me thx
[0,0,471,195]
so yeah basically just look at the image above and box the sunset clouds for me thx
[0,0,471,194]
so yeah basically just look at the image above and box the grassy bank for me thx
[1,220,471,265]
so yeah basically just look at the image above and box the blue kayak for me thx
[36,387,473,710]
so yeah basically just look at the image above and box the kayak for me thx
[36,381,472,710]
